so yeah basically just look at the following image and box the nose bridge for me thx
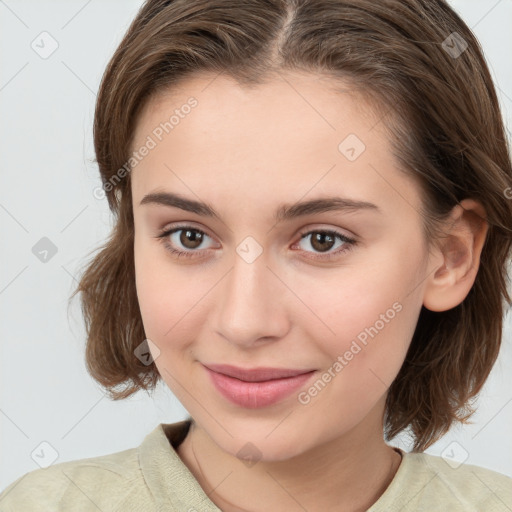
[215,243,288,346]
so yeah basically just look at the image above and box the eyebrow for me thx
[139,191,380,222]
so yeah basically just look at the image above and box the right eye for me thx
[156,225,218,259]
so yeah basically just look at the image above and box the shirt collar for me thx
[138,419,222,511]
[139,420,416,511]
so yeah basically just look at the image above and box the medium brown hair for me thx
[70,0,512,451]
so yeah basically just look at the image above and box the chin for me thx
[209,424,310,464]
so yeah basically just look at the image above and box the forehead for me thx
[134,71,380,148]
[130,71,421,219]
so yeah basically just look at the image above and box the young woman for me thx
[2,0,511,510]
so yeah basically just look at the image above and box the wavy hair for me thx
[69,0,512,451]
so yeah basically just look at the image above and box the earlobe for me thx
[422,199,488,312]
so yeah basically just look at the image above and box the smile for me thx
[202,364,317,408]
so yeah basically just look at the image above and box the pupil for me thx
[311,232,334,252]
[181,229,203,249]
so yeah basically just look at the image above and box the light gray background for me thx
[1,0,511,491]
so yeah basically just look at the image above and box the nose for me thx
[214,248,290,349]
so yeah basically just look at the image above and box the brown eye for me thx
[294,229,357,261]
[156,225,216,260]
[309,232,336,252]
[179,228,204,249]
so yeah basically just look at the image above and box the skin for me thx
[130,71,488,511]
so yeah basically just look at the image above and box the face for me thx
[130,71,430,461]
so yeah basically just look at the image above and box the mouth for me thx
[201,363,317,409]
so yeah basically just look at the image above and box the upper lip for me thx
[202,363,315,382]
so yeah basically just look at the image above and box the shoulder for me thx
[0,446,150,512]
[401,451,512,511]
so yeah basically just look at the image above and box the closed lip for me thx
[201,363,316,382]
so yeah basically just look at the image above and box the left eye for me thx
[155,226,357,261]
[294,229,357,259]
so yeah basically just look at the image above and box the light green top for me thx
[1,419,511,511]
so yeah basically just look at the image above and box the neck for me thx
[176,410,402,511]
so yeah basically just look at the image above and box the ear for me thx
[423,198,489,312]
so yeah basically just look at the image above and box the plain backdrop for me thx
[1,0,511,492]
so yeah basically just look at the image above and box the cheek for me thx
[134,241,183,343]
[302,245,423,381]
[134,242,211,356]
[135,267,200,390]
[291,273,419,424]
[136,274,193,348]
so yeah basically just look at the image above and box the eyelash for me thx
[155,225,357,262]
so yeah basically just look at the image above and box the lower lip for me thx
[204,366,316,409]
